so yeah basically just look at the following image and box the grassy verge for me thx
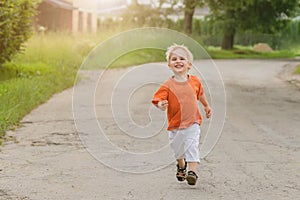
[206,46,295,59]
[295,65,300,74]
[0,73,73,137]
[107,46,295,68]
[109,48,166,68]
[0,33,92,143]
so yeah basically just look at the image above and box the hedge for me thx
[0,0,37,65]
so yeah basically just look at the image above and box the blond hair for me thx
[165,44,194,64]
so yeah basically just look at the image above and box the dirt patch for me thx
[253,43,273,52]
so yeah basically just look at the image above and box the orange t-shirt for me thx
[152,75,204,130]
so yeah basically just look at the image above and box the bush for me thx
[0,0,37,65]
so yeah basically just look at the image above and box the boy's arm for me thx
[196,77,211,118]
[199,94,212,118]
[157,100,168,111]
[152,85,168,111]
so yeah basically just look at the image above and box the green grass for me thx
[295,65,300,74]
[109,48,166,68]
[107,46,296,70]
[206,46,295,59]
[0,73,70,137]
[107,45,297,70]
[284,44,300,57]
[0,33,91,142]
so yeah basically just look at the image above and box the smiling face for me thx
[168,48,192,75]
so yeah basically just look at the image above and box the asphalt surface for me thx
[0,59,299,200]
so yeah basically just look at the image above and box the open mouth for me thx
[175,64,184,68]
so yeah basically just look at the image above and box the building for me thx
[36,0,98,33]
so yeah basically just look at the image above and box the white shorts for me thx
[168,123,201,163]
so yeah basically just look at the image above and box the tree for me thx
[0,0,37,65]
[122,0,181,28]
[206,0,299,50]
[183,0,205,34]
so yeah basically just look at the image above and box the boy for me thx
[152,44,211,185]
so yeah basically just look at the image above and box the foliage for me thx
[205,0,299,49]
[122,4,164,28]
[0,0,38,65]
[101,0,183,29]
[98,1,300,51]
[196,18,300,50]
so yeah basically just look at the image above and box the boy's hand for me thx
[204,106,212,118]
[157,100,168,111]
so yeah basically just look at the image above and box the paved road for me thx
[0,60,299,200]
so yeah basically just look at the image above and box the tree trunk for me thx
[184,11,194,34]
[221,32,235,50]
[184,0,197,35]
[221,9,236,50]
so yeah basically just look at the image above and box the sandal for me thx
[176,160,187,182]
[186,171,198,185]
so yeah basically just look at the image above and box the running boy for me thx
[152,44,211,185]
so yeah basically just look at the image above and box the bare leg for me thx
[188,162,198,173]
[176,158,187,182]
[186,162,198,185]
[177,158,186,168]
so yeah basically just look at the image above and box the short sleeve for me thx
[190,76,203,100]
[152,85,169,105]
[197,81,204,100]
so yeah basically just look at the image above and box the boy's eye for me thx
[171,57,185,61]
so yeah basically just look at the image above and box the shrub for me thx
[0,0,37,65]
